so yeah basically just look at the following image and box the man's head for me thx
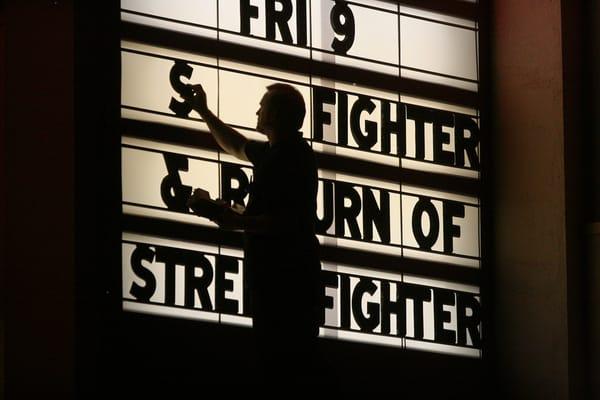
[256,83,306,136]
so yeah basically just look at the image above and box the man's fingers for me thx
[190,84,205,95]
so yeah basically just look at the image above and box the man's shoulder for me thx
[284,136,315,160]
[245,139,270,165]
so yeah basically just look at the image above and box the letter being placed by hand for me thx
[187,187,228,220]
[187,188,246,230]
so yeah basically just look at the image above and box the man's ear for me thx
[264,107,280,130]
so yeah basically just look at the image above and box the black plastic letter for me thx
[338,91,348,146]
[433,110,455,166]
[184,252,214,310]
[334,181,362,239]
[433,288,456,344]
[455,114,480,169]
[215,255,239,314]
[313,86,336,142]
[350,96,378,150]
[240,0,259,36]
[320,270,339,326]
[340,273,352,330]
[405,104,434,161]
[296,0,308,46]
[155,247,177,306]
[330,1,355,54]
[160,153,193,212]
[401,283,431,340]
[381,101,406,157]
[381,281,406,336]
[443,200,465,254]
[316,180,334,234]
[221,163,250,206]
[457,292,482,347]
[266,0,293,44]
[352,278,380,333]
[412,197,440,250]
[362,187,390,243]
[129,245,156,302]
[168,61,194,117]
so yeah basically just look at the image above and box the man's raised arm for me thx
[186,84,249,161]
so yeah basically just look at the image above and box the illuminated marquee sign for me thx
[120,0,483,357]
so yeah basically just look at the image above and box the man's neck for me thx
[268,130,299,146]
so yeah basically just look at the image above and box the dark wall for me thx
[491,0,591,398]
[591,1,600,222]
[491,0,587,398]
[3,0,75,397]
[586,1,600,398]
[72,1,121,398]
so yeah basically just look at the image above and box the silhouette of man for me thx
[186,83,322,393]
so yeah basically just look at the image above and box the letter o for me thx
[411,198,439,250]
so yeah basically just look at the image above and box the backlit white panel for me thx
[122,147,220,207]
[220,59,310,85]
[401,95,478,117]
[401,68,478,91]
[119,0,484,358]
[404,274,481,351]
[121,0,218,28]
[121,43,480,176]
[319,327,405,349]
[219,0,311,58]
[318,264,481,356]
[310,2,398,75]
[312,142,400,167]
[122,234,246,317]
[220,314,253,327]
[219,31,311,58]
[123,301,221,323]
[123,242,166,303]
[121,140,481,264]
[121,12,218,39]
[122,204,217,227]
[311,0,399,66]
[122,232,220,254]
[121,107,210,130]
[121,49,218,119]
[219,69,311,134]
[405,338,480,357]
[350,0,397,12]
[400,15,478,81]
[400,189,480,267]
[400,6,477,29]
[122,40,218,67]
[403,274,479,294]
[121,143,253,224]
[401,159,479,179]
[121,136,219,161]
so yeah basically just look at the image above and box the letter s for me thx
[129,245,156,302]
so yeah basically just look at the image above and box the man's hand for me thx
[182,84,209,115]
[212,207,243,231]
[186,188,210,208]
[179,82,249,162]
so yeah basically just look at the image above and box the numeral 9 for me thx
[330,1,355,54]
